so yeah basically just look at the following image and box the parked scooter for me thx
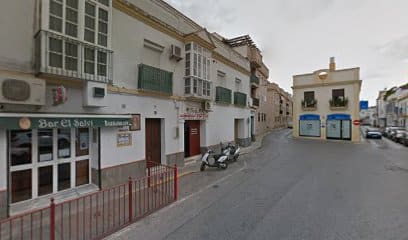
[200,148,228,171]
[221,142,240,162]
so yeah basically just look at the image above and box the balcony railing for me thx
[234,92,247,107]
[215,86,232,104]
[250,74,260,85]
[138,64,173,95]
[301,99,317,111]
[252,97,260,107]
[35,30,113,83]
[329,97,348,109]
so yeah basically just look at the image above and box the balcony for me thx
[215,86,232,104]
[184,77,212,101]
[329,97,348,110]
[138,64,173,95]
[250,74,260,86]
[252,97,260,108]
[234,92,247,107]
[259,62,269,79]
[248,47,262,69]
[301,99,317,111]
[35,30,113,83]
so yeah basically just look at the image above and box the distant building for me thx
[266,83,293,129]
[360,106,377,126]
[378,84,408,128]
[292,58,362,142]
[223,35,292,139]
[376,90,388,128]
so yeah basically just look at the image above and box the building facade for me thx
[292,58,362,142]
[359,106,377,126]
[376,89,387,128]
[377,84,408,128]
[221,35,292,138]
[267,83,292,129]
[0,0,253,219]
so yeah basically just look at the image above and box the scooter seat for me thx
[211,154,224,159]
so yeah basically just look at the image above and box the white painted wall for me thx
[0,0,37,72]
[98,94,181,168]
[112,9,185,96]
[203,105,250,146]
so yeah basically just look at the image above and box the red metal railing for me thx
[0,162,178,240]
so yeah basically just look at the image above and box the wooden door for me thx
[145,119,161,165]
[187,121,201,156]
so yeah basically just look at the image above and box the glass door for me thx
[327,120,341,139]
[341,120,351,140]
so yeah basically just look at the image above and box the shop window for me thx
[58,163,71,191]
[76,128,89,156]
[58,129,71,158]
[38,129,53,162]
[38,166,53,196]
[10,130,32,166]
[76,160,89,186]
[11,169,32,203]
[9,127,92,203]
[299,120,321,137]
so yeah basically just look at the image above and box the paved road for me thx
[109,129,408,240]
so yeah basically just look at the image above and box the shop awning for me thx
[299,114,320,121]
[327,114,351,121]
[0,113,132,130]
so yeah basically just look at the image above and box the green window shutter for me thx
[234,92,247,106]
[137,64,173,95]
[215,86,232,104]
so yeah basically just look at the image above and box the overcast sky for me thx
[167,0,408,105]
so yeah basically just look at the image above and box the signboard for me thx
[360,101,369,110]
[117,132,132,147]
[0,117,131,130]
[299,114,320,121]
[327,114,351,121]
[353,120,361,125]
[179,113,208,120]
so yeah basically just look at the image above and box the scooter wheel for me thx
[221,162,228,170]
[200,163,206,171]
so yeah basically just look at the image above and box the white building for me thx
[376,89,387,128]
[0,0,252,218]
[292,58,362,142]
[359,106,377,126]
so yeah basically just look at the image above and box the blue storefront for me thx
[326,114,351,140]
[299,114,321,137]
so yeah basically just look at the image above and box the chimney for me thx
[329,57,336,71]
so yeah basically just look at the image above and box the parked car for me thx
[365,128,382,139]
[390,129,406,143]
[384,127,401,138]
[287,120,293,129]
[402,132,408,147]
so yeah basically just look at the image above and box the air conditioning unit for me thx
[170,45,182,61]
[203,101,212,111]
[83,81,107,107]
[0,78,45,105]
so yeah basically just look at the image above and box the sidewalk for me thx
[177,130,271,178]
